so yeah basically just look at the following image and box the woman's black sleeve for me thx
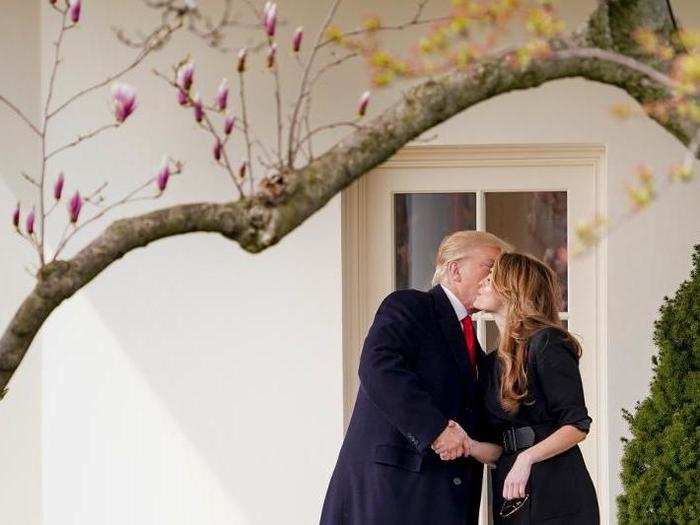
[533,331,592,432]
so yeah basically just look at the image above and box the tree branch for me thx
[2,0,698,394]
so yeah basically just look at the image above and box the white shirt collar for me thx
[440,284,468,322]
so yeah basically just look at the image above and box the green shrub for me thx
[617,245,700,524]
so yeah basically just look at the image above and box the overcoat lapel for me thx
[429,285,479,394]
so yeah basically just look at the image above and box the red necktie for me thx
[460,315,477,374]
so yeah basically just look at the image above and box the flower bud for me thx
[193,92,203,122]
[213,138,222,161]
[176,62,195,91]
[237,48,247,73]
[54,172,65,200]
[68,0,81,23]
[267,43,277,68]
[224,114,235,135]
[177,88,188,106]
[156,156,170,192]
[358,90,370,117]
[26,209,35,235]
[293,27,303,52]
[216,79,229,111]
[264,3,277,37]
[111,82,138,123]
[69,191,83,224]
[239,163,247,179]
[12,203,20,229]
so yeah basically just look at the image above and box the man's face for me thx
[448,245,501,311]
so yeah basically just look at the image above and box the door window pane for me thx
[485,192,568,310]
[394,193,476,290]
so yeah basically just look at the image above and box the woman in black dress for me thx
[445,252,599,523]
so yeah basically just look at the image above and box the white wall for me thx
[0,0,699,523]
[0,1,42,523]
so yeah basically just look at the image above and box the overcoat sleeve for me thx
[358,291,448,453]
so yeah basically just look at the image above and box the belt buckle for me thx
[503,428,516,453]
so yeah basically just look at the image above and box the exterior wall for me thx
[0,1,42,523]
[0,1,698,523]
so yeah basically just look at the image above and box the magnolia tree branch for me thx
[1,0,699,395]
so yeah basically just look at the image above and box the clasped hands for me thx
[430,420,472,461]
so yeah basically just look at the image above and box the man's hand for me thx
[431,420,469,460]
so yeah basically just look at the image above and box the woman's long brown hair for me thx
[491,252,582,414]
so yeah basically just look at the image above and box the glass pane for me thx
[395,193,476,290]
[485,192,568,310]
[482,319,568,354]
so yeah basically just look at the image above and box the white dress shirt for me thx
[440,284,468,323]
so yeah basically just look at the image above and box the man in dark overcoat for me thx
[320,231,511,525]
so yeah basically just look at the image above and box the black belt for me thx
[502,424,556,454]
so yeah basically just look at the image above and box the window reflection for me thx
[485,192,568,310]
[394,193,476,290]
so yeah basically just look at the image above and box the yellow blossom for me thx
[674,55,700,92]
[632,27,658,54]
[419,37,434,54]
[526,7,565,38]
[657,45,675,61]
[669,163,694,182]
[573,216,608,253]
[679,30,700,52]
[324,25,344,43]
[626,164,656,210]
[449,16,470,36]
[372,69,394,87]
[610,102,635,119]
[363,16,381,32]
[371,51,393,68]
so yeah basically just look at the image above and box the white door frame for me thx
[341,143,609,522]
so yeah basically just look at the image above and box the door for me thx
[342,144,606,523]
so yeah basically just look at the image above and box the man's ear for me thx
[447,260,461,283]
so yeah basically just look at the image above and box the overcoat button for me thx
[453,477,462,486]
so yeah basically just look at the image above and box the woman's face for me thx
[473,270,504,313]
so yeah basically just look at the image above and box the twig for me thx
[0,96,42,137]
[287,0,343,166]
[45,123,119,161]
[48,21,181,120]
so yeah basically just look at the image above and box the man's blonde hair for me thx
[431,231,512,286]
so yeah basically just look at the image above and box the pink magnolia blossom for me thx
[213,138,222,161]
[177,88,188,106]
[237,48,247,73]
[177,62,195,91]
[358,90,371,117]
[69,191,83,224]
[264,3,277,37]
[267,43,277,68]
[156,156,170,192]
[26,209,35,235]
[68,0,81,23]
[293,27,303,52]
[12,203,20,229]
[224,114,235,135]
[216,79,229,111]
[193,92,203,122]
[111,82,138,123]
[54,172,65,200]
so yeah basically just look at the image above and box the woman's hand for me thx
[503,451,533,500]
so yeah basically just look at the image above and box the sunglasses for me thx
[499,493,530,518]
